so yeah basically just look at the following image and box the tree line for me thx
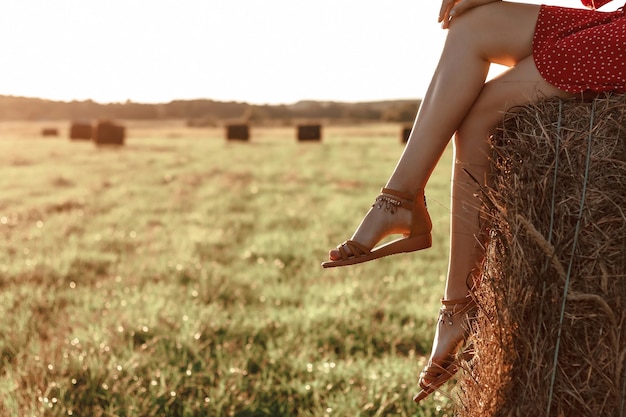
[0,95,420,124]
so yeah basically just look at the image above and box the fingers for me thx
[451,0,501,20]
[450,0,472,17]
[438,0,457,29]
[439,0,501,29]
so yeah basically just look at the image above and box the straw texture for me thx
[458,94,626,417]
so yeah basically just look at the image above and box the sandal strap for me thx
[374,188,418,212]
[438,295,477,325]
[421,361,454,377]
[335,240,370,260]
[419,362,458,390]
[440,295,476,311]
[372,188,413,214]
[380,187,414,203]
[441,296,471,306]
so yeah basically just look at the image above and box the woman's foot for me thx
[321,188,432,268]
[414,295,477,403]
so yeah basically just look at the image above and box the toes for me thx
[329,244,354,261]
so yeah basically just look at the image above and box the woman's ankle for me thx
[383,183,425,196]
[443,285,470,301]
[443,267,481,300]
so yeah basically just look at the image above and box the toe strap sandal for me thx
[413,295,477,403]
[321,187,432,268]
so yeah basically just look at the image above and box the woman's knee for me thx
[460,76,523,138]
[447,3,504,40]
[445,7,487,47]
[450,3,490,25]
[446,2,539,62]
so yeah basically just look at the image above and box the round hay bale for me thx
[458,94,626,417]
[41,128,59,137]
[401,126,412,143]
[226,124,249,141]
[69,122,92,140]
[93,120,125,146]
[297,124,322,142]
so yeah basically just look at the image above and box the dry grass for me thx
[0,121,458,416]
[459,94,626,417]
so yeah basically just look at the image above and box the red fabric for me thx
[533,5,626,94]
[580,0,614,10]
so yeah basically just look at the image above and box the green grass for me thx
[0,121,458,416]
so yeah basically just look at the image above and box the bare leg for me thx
[329,2,545,259]
[445,58,575,300]
[422,57,576,379]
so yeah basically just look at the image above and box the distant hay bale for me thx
[226,124,249,141]
[458,94,626,417]
[69,122,92,140]
[93,120,125,146]
[41,128,58,137]
[297,124,322,142]
[401,126,411,143]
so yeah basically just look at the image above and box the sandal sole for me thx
[321,233,431,268]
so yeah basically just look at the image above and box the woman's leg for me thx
[445,58,575,299]
[329,2,543,259]
[424,56,575,381]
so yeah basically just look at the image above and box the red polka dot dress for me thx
[533,0,626,93]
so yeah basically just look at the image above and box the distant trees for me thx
[382,101,420,123]
[0,95,420,124]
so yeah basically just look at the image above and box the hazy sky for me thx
[0,0,611,105]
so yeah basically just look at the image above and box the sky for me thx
[0,0,613,105]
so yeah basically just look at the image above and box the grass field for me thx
[0,121,458,416]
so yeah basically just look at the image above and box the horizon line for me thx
[0,93,422,107]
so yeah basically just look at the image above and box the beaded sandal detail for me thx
[321,187,432,268]
[413,295,477,403]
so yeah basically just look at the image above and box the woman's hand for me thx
[438,0,502,29]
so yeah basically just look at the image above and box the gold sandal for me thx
[413,295,477,403]
[321,188,432,268]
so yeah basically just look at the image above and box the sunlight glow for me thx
[0,0,612,104]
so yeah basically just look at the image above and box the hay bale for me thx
[401,126,412,143]
[458,94,626,417]
[69,122,92,140]
[226,124,249,141]
[41,128,58,137]
[297,124,322,142]
[93,120,125,146]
